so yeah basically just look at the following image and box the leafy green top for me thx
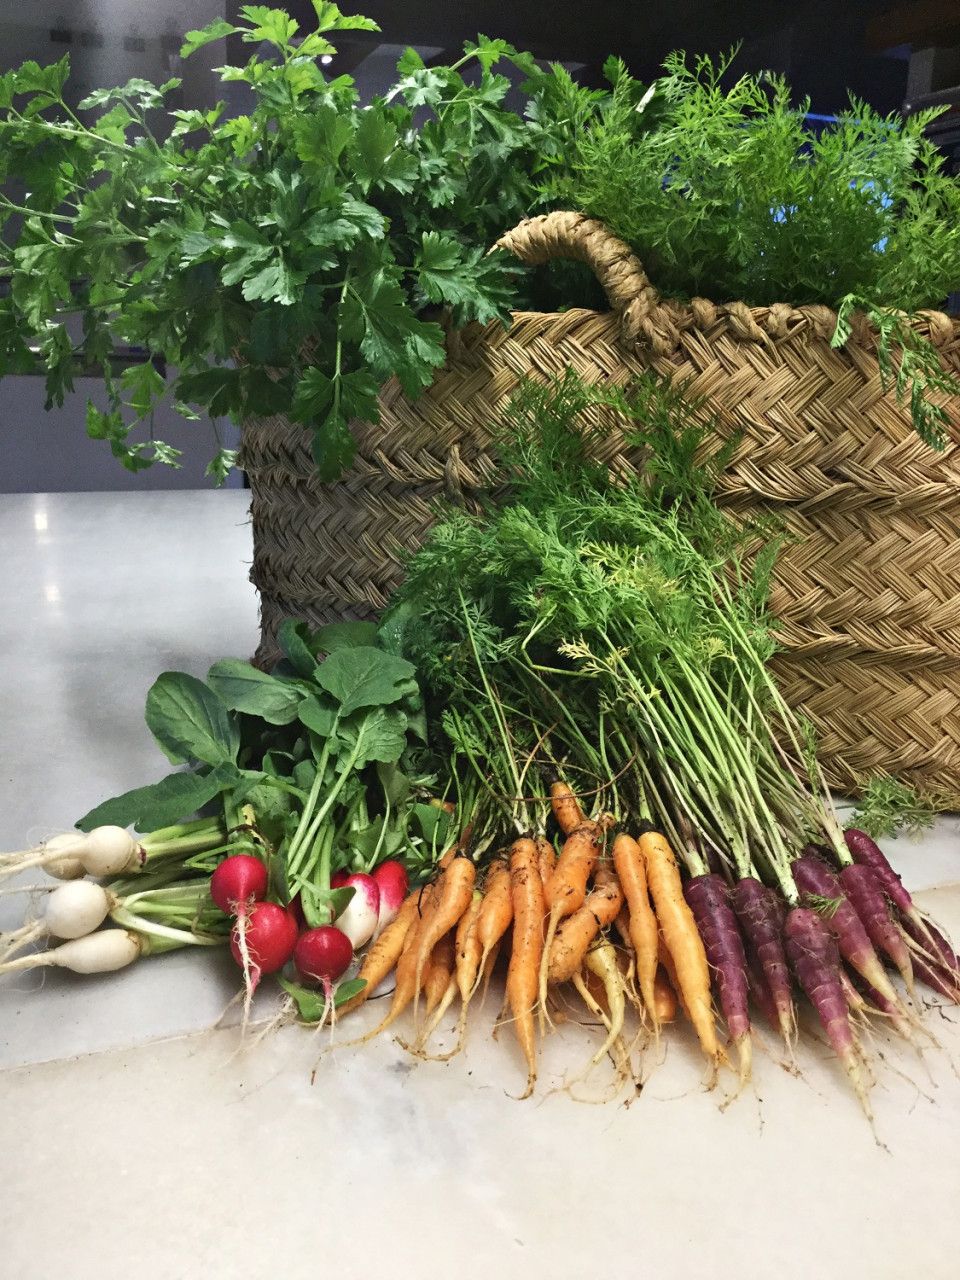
[569,49,960,444]
[0,4,625,479]
[78,617,448,922]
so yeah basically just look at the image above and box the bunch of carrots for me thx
[330,777,960,1113]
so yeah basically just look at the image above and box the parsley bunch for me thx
[0,3,578,479]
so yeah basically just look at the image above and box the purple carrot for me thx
[838,864,914,991]
[732,877,795,1044]
[843,828,914,917]
[909,950,960,1003]
[683,874,752,1080]
[791,855,909,1028]
[784,907,872,1117]
[899,912,960,999]
[744,944,783,1034]
[801,842,839,866]
[838,967,869,1015]
[911,914,960,977]
[845,967,916,1033]
[847,829,960,972]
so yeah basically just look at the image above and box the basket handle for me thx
[494,210,686,354]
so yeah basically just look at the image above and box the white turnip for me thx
[0,929,142,977]
[0,880,115,962]
[0,826,141,883]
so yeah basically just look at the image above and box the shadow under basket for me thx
[240,211,960,798]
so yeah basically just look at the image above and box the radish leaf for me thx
[278,619,319,678]
[316,645,417,716]
[207,659,305,724]
[313,620,379,652]
[76,762,239,832]
[145,671,240,767]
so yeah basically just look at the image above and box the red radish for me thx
[229,901,297,983]
[211,855,268,916]
[838,864,914,991]
[784,907,872,1117]
[732,877,795,1045]
[294,925,354,1026]
[683,874,752,1079]
[791,855,909,1031]
[372,860,409,936]
[215,856,271,1030]
[330,869,351,890]
[334,873,380,949]
[288,892,306,930]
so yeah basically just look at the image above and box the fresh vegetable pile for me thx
[2,372,958,1116]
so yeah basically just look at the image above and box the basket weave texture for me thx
[240,211,960,795]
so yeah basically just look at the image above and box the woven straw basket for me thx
[240,211,960,796]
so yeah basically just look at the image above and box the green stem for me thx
[110,906,224,946]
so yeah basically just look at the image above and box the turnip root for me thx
[0,880,115,962]
[0,826,142,883]
[0,929,142,976]
[43,835,87,881]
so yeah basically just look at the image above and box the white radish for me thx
[72,826,142,876]
[0,826,141,883]
[334,873,380,949]
[0,880,116,962]
[42,835,88,881]
[0,929,142,976]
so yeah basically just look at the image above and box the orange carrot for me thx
[423,930,457,1016]
[350,875,446,1043]
[475,857,513,982]
[653,965,678,1024]
[337,889,421,1016]
[412,853,476,1012]
[536,835,556,885]
[550,780,586,835]
[641,826,718,1063]
[612,832,660,1033]
[544,823,601,917]
[506,836,545,1098]
[546,860,624,985]
[540,822,602,1018]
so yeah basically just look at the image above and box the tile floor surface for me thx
[2,492,960,1280]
